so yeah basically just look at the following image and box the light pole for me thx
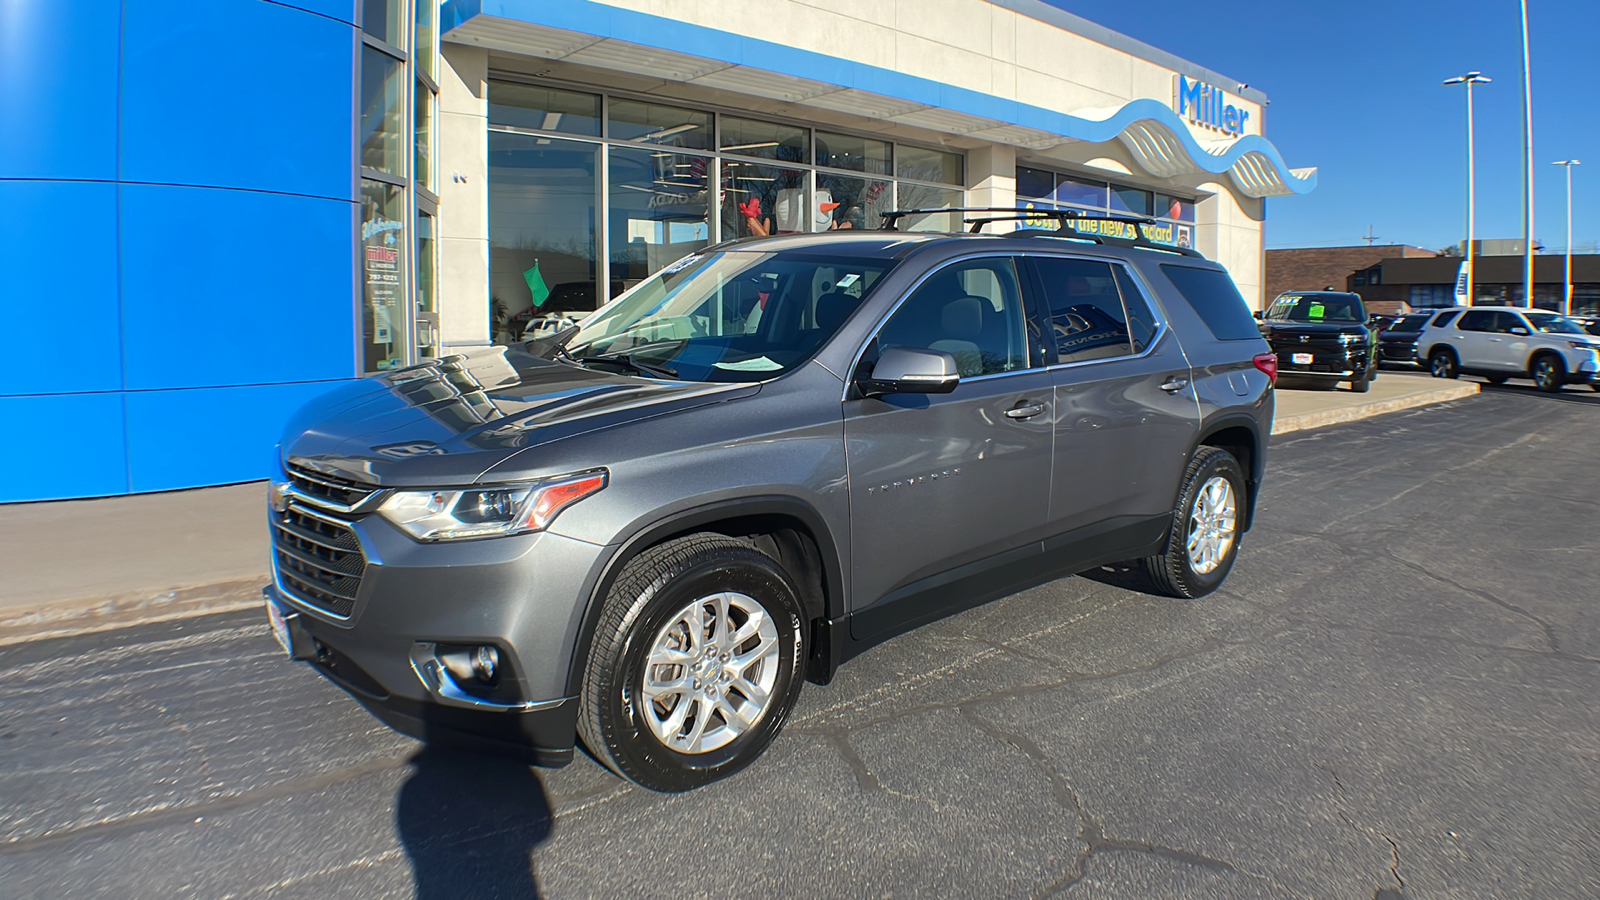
[1444,71,1490,305]
[1520,0,1535,308]
[1553,160,1581,316]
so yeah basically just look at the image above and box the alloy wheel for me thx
[640,591,780,754]
[1186,475,1238,576]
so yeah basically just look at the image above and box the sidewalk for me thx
[0,370,1479,644]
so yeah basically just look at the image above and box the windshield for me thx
[1265,293,1366,323]
[1389,314,1427,333]
[559,250,896,382]
[1524,312,1586,335]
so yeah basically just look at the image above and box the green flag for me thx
[522,262,551,307]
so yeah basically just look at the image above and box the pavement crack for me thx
[1378,549,1561,653]
[955,707,1300,899]
[1321,765,1406,898]
[819,728,940,811]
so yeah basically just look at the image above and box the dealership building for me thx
[1,0,1315,502]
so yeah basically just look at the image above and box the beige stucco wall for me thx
[437,44,492,347]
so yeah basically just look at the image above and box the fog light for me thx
[472,645,499,682]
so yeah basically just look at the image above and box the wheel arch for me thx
[564,496,846,699]
[1191,417,1263,532]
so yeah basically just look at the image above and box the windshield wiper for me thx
[576,351,679,379]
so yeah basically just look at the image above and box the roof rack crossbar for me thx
[875,207,1202,257]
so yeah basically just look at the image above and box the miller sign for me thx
[1174,75,1250,136]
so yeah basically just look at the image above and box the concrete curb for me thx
[1271,382,1481,436]
[0,576,269,647]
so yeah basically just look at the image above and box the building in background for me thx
[1269,243,1599,314]
[1266,245,1439,315]
[1,0,1314,502]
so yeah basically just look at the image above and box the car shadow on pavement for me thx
[395,746,553,899]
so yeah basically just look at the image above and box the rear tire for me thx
[1531,354,1565,393]
[1429,350,1459,379]
[1138,446,1246,599]
[577,533,806,792]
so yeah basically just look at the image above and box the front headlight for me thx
[377,470,608,541]
[1339,332,1367,343]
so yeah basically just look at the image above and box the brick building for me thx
[1265,245,1438,314]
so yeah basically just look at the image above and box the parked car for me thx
[514,281,624,340]
[1375,312,1432,367]
[1257,291,1378,392]
[1416,306,1600,392]
[1572,315,1600,337]
[264,215,1277,791]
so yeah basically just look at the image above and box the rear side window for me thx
[1431,310,1461,328]
[1031,257,1136,363]
[1159,265,1261,341]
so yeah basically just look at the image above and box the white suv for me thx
[1417,306,1600,392]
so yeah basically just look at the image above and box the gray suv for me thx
[265,216,1277,791]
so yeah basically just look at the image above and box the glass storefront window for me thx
[818,173,892,231]
[1016,167,1055,201]
[1110,185,1153,216]
[362,0,404,48]
[489,133,599,341]
[489,82,602,136]
[722,161,806,238]
[1156,194,1195,222]
[897,145,963,186]
[416,210,437,357]
[609,147,711,289]
[361,46,406,175]
[415,87,433,192]
[415,0,437,80]
[361,179,408,372]
[1055,175,1106,208]
[892,185,962,232]
[816,132,891,176]
[721,117,807,163]
[608,99,712,151]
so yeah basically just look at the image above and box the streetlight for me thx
[1444,71,1491,305]
[1520,0,1535,308]
[1553,160,1581,316]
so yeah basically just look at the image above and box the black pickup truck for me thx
[1257,291,1378,392]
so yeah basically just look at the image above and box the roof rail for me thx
[876,206,1203,258]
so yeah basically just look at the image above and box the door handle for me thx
[1004,402,1046,419]
[1160,377,1189,393]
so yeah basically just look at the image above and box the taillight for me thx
[1253,352,1278,385]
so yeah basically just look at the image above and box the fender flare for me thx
[1189,413,1266,531]
[560,495,847,699]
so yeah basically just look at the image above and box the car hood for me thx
[280,346,759,486]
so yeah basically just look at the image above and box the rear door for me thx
[1025,256,1199,540]
[1451,309,1498,369]
[843,256,1054,639]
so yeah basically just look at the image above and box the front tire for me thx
[1531,354,1565,393]
[1138,446,1246,599]
[1350,371,1373,393]
[1429,350,1459,379]
[578,533,806,792]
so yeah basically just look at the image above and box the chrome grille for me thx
[286,463,381,512]
[273,504,365,618]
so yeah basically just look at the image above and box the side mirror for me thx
[1252,310,1264,320]
[1509,326,1530,336]
[857,346,960,398]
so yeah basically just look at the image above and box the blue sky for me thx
[1039,0,1599,253]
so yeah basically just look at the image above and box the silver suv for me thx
[1417,306,1600,392]
[265,215,1277,791]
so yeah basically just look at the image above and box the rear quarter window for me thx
[1158,265,1262,341]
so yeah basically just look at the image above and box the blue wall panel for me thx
[0,0,118,180]
[120,184,357,391]
[269,0,357,25]
[0,181,122,397]
[124,380,350,492]
[121,0,356,201]
[0,394,130,501]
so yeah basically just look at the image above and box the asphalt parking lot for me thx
[2,386,1597,899]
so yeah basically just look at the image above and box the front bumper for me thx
[1272,344,1374,379]
[266,507,611,764]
